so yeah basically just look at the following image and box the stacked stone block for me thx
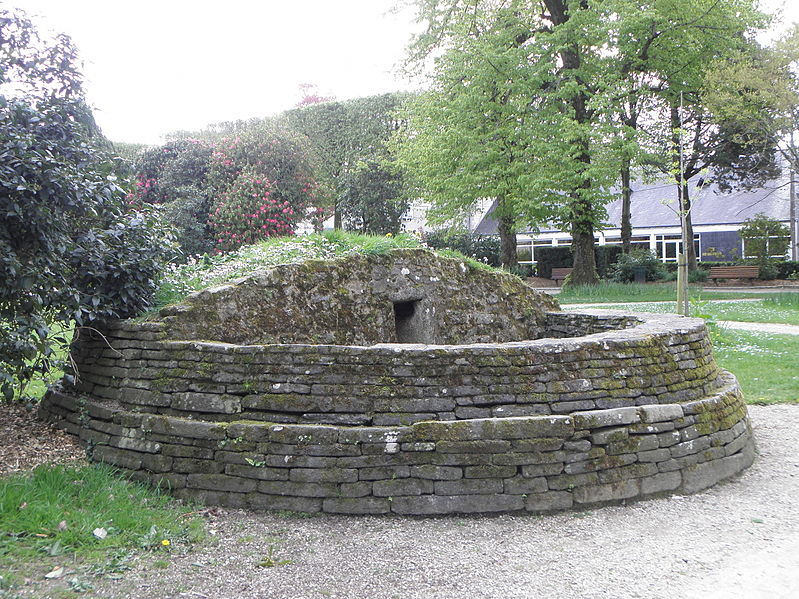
[68,312,721,427]
[40,370,754,515]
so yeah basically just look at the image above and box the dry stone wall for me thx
[68,312,720,426]
[40,372,754,515]
[156,249,559,345]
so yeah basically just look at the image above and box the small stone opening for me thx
[394,300,421,343]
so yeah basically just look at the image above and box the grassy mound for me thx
[153,231,493,308]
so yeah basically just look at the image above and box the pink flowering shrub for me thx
[131,128,321,255]
[209,174,300,252]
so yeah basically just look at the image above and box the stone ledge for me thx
[39,371,756,516]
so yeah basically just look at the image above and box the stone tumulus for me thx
[40,248,756,515]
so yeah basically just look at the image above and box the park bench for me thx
[708,265,760,285]
[550,267,573,286]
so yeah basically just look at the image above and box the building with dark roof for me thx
[473,174,797,266]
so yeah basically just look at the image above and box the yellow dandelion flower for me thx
[161,539,170,546]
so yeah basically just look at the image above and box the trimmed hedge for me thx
[534,245,623,279]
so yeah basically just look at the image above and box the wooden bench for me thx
[708,265,760,285]
[551,268,573,286]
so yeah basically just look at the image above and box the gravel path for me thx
[716,320,799,336]
[91,405,799,599]
[560,302,799,335]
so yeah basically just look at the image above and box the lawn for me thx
[556,282,778,304]
[0,464,204,596]
[712,328,799,404]
[561,296,799,326]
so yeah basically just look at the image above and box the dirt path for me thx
[83,404,798,599]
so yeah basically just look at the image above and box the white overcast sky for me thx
[11,0,421,144]
[9,0,799,145]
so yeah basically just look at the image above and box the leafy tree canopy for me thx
[279,93,409,228]
[0,9,176,401]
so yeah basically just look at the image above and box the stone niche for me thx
[40,248,755,516]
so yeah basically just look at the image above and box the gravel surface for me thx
[85,404,799,599]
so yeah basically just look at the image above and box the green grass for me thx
[712,328,799,404]
[0,464,203,580]
[152,231,498,309]
[557,282,773,304]
[568,297,799,326]
[763,292,799,309]
[564,296,799,404]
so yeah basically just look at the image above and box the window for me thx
[655,234,700,262]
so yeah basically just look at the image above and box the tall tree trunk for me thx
[570,196,599,285]
[670,103,698,272]
[544,0,599,285]
[333,201,342,230]
[620,160,633,254]
[496,199,518,269]
[680,181,698,271]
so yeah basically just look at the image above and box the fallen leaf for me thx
[19,502,27,510]
[57,520,68,531]
[44,567,64,580]
[92,527,107,540]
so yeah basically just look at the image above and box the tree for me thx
[628,0,770,271]
[339,160,408,234]
[281,93,408,229]
[0,9,176,401]
[704,26,799,260]
[400,1,618,277]
[400,0,770,282]
[395,14,549,268]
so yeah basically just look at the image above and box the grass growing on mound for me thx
[0,463,203,586]
[153,231,494,309]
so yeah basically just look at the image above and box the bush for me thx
[608,249,666,282]
[775,261,799,279]
[132,140,215,256]
[424,230,501,266]
[339,160,407,235]
[594,245,624,279]
[505,264,533,278]
[0,9,177,401]
[688,268,708,283]
[161,193,214,258]
[758,262,779,280]
[207,125,315,213]
[209,174,300,252]
[67,207,178,321]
